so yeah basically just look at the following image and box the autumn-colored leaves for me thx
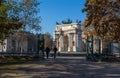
[82,0,120,41]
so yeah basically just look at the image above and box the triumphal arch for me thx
[54,23,82,52]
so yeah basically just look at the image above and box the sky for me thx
[39,0,86,36]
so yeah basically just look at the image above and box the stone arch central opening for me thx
[63,35,68,51]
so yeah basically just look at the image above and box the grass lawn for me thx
[0,56,43,65]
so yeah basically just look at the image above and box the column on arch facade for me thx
[77,32,82,51]
[58,35,63,52]
[73,33,77,51]
[68,33,72,52]
[73,32,82,52]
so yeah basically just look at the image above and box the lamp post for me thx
[40,34,44,59]
[37,34,44,59]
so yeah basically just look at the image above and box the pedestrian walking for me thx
[53,46,57,59]
[45,47,50,59]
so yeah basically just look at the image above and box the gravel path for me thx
[0,56,120,78]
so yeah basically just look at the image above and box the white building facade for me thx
[0,32,40,53]
[54,23,82,52]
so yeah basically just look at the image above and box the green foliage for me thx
[0,0,41,44]
[8,0,41,33]
[82,0,120,41]
[0,0,22,43]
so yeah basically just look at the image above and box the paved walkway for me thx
[0,56,120,78]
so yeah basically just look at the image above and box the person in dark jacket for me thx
[45,47,50,59]
[53,46,57,59]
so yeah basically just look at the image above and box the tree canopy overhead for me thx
[0,0,41,43]
[0,0,22,43]
[8,0,41,33]
[82,0,120,41]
